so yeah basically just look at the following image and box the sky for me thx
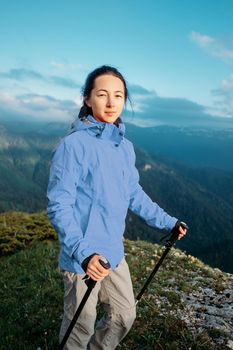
[0,0,233,128]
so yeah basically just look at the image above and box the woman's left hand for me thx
[177,225,187,240]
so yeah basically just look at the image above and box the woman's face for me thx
[85,74,125,124]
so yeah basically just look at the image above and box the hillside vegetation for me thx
[0,212,232,349]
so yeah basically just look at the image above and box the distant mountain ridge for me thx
[125,148,233,273]
[0,120,232,273]
[126,123,233,171]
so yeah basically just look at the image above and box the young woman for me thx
[47,65,187,349]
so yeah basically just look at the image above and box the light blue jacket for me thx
[47,115,177,273]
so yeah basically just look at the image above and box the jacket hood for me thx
[69,115,126,145]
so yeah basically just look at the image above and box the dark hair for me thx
[78,65,131,124]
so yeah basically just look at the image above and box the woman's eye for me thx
[116,95,123,98]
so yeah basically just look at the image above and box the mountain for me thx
[126,124,233,171]
[0,211,232,349]
[177,166,233,208]
[0,121,233,273]
[0,123,61,211]
[125,148,233,273]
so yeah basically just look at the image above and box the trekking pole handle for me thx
[167,221,189,247]
[99,257,111,269]
[82,256,110,287]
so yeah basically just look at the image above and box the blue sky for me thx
[0,0,233,127]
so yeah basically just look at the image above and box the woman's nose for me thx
[106,95,115,107]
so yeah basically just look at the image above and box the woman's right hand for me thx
[86,255,110,281]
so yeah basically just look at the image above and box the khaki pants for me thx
[59,258,136,350]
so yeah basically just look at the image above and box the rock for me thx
[180,281,233,339]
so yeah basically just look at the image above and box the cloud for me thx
[190,31,215,48]
[0,91,79,122]
[0,65,81,123]
[0,68,81,89]
[124,84,233,128]
[0,75,232,128]
[220,74,233,92]
[50,61,86,71]
[49,76,80,89]
[0,68,44,81]
[190,32,233,116]
[127,83,213,126]
[128,84,157,113]
[19,93,77,112]
[211,74,233,117]
[130,97,207,125]
[143,96,204,114]
[129,84,157,96]
[190,31,233,64]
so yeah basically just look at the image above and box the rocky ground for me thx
[181,281,233,348]
[148,249,233,349]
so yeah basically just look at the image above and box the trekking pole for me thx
[136,222,188,304]
[58,257,110,350]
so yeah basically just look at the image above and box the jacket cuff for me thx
[169,217,179,231]
[73,247,97,267]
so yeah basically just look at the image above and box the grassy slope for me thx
[0,212,231,349]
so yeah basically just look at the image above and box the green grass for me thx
[0,241,62,349]
[0,212,231,349]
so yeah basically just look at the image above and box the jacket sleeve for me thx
[47,139,95,265]
[127,143,177,231]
